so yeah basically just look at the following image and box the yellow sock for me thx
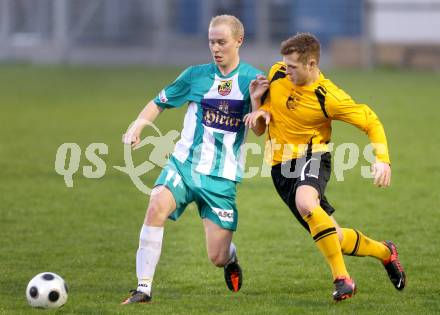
[341,228,391,261]
[303,207,350,279]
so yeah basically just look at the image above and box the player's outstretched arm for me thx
[327,93,392,188]
[122,100,164,148]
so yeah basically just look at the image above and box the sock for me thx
[303,206,350,279]
[136,225,164,295]
[226,242,237,265]
[340,228,391,261]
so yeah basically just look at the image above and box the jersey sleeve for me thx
[154,66,192,109]
[326,89,391,164]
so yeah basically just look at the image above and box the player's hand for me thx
[250,75,269,101]
[122,131,141,148]
[371,162,391,187]
[122,119,150,149]
[243,109,271,128]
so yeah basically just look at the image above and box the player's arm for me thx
[122,100,164,148]
[244,74,271,136]
[327,93,391,187]
[123,66,192,148]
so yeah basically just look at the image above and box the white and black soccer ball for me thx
[26,272,68,309]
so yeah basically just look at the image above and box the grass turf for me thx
[0,64,439,314]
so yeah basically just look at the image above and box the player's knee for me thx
[145,201,168,225]
[295,187,319,217]
[295,198,315,217]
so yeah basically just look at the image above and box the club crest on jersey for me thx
[286,95,299,110]
[218,80,232,96]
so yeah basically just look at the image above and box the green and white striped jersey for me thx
[154,62,262,182]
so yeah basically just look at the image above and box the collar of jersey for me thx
[213,62,240,79]
[291,72,325,91]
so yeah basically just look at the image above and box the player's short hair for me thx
[280,33,320,64]
[209,15,244,40]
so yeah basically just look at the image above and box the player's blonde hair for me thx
[280,33,321,64]
[209,15,244,40]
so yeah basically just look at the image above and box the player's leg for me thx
[123,158,191,304]
[295,187,349,275]
[203,218,233,266]
[202,219,242,292]
[138,186,176,292]
[331,217,406,290]
[329,215,343,242]
[197,174,242,292]
[122,186,176,304]
[332,217,388,260]
[296,185,355,301]
[295,152,355,300]
[313,197,388,279]
[271,156,354,300]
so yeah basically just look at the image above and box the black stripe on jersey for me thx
[314,86,329,118]
[313,227,337,242]
[270,70,286,83]
[261,90,269,104]
[262,69,286,103]
[349,230,361,256]
[261,65,286,104]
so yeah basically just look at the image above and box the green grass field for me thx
[1,64,439,314]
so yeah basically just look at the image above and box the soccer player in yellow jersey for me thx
[244,33,406,301]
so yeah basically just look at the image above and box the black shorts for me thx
[271,152,335,231]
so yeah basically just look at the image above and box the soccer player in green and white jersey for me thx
[121,15,262,304]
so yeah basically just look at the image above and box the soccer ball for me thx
[26,272,68,309]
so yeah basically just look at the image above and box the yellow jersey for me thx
[260,62,390,165]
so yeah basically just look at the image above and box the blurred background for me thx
[1,0,440,69]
